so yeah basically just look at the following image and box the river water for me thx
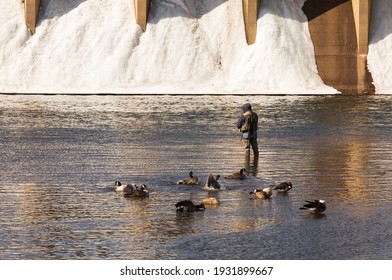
[0,94,391,260]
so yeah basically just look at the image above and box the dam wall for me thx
[20,0,375,94]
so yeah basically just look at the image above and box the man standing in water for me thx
[237,103,259,158]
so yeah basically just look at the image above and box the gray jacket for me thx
[236,103,258,139]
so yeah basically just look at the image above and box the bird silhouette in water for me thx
[249,187,272,199]
[123,184,149,198]
[177,171,199,185]
[204,173,222,190]
[224,168,246,179]
[273,181,293,193]
[300,200,326,214]
[114,181,136,194]
[175,200,205,212]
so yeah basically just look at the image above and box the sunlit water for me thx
[0,94,391,260]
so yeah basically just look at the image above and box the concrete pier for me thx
[352,0,374,94]
[242,0,261,45]
[134,0,150,32]
[23,0,40,35]
[303,0,374,94]
[352,0,372,55]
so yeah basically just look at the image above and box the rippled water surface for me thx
[0,94,391,259]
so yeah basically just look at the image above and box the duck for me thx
[204,173,222,190]
[175,200,205,212]
[177,171,199,185]
[124,184,149,198]
[249,187,273,199]
[273,181,293,192]
[300,200,326,214]
[224,168,246,179]
[114,181,136,194]
[202,197,220,206]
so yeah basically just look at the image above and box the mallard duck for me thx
[300,200,326,214]
[224,168,246,179]
[175,200,205,212]
[177,171,199,185]
[273,181,293,192]
[249,187,272,199]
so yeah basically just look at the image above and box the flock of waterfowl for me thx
[114,168,326,215]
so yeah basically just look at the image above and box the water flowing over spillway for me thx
[0,0,391,94]
[368,0,392,94]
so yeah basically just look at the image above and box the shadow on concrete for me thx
[303,0,391,45]
[302,0,350,21]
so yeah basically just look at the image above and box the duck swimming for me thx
[300,200,326,214]
[114,181,136,194]
[175,200,205,212]
[204,173,222,190]
[273,181,293,192]
[202,197,220,206]
[249,187,273,199]
[177,171,199,185]
[124,184,149,198]
[224,168,246,179]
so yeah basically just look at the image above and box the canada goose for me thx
[124,184,149,198]
[300,200,326,214]
[175,200,205,212]
[177,171,199,185]
[204,173,222,190]
[224,168,246,179]
[249,187,272,199]
[273,181,293,192]
[202,197,220,206]
[114,181,136,193]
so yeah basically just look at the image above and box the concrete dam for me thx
[10,1,389,94]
